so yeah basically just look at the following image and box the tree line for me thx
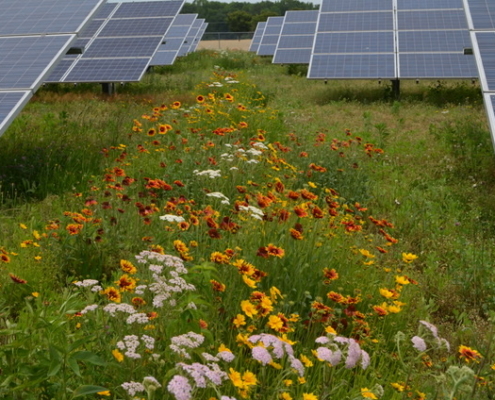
[181,0,318,32]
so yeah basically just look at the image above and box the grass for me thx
[1,49,495,399]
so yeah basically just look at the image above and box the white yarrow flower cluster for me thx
[121,381,145,397]
[170,332,205,359]
[193,169,222,178]
[80,304,98,314]
[159,214,186,223]
[116,334,154,359]
[206,191,230,205]
[238,205,264,221]
[103,303,136,317]
[73,279,100,288]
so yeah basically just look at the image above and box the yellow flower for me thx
[112,349,124,362]
[120,259,137,274]
[283,379,293,387]
[228,368,243,388]
[298,377,306,384]
[233,314,247,328]
[395,276,410,285]
[361,388,378,399]
[303,393,318,400]
[325,326,337,335]
[269,361,282,369]
[280,393,293,400]
[387,304,401,313]
[31,292,39,298]
[242,275,257,288]
[359,249,375,258]
[97,391,111,396]
[269,286,283,302]
[379,288,396,299]
[242,371,258,387]
[300,354,313,367]
[391,382,405,392]
[219,344,232,353]
[402,252,418,263]
[19,223,27,229]
[267,315,283,331]
[241,300,258,318]
[308,181,317,188]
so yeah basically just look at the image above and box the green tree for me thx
[227,10,253,32]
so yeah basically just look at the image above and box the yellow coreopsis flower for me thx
[112,349,124,362]
[233,314,246,328]
[269,286,283,302]
[395,275,410,285]
[302,393,318,400]
[300,354,313,367]
[283,379,293,387]
[228,368,243,388]
[242,371,258,387]
[402,252,418,263]
[241,300,258,318]
[361,388,378,399]
[280,392,293,400]
[267,315,284,331]
[242,275,257,288]
[379,288,395,299]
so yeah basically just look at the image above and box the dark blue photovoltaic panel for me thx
[112,0,183,18]
[397,10,467,30]
[259,36,279,46]
[318,12,393,32]
[258,44,278,56]
[466,0,495,29]
[167,26,191,38]
[281,23,317,36]
[257,17,283,56]
[93,2,117,19]
[0,91,32,133]
[64,58,150,82]
[314,32,394,53]
[161,38,185,51]
[173,14,197,25]
[0,35,74,89]
[475,32,495,90]
[151,51,177,65]
[399,53,478,78]
[397,0,464,10]
[45,59,77,82]
[249,22,266,52]
[273,49,312,64]
[309,54,396,79]
[98,18,173,37]
[284,10,318,23]
[79,18,106,38]
[399,30,472,52]
[83,37,161,58]
[0,0,104,36]
[320,0,391,12]
[265,25,284,35]
[278,36,314,49]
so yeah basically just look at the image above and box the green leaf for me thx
[71,351,106,366]
[71,385,109,398]
[67,355,81,377]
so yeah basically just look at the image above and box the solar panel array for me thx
[306,0,478,79]
[464,0,495,148]
[0,0,105,137]
[191,20,208,52]
[257,17,284,56]
[47,0,184,83]
[178,17,204,57]
[272,10,318,65]
[150,13,198,66]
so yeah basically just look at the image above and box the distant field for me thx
[197,38,251,51]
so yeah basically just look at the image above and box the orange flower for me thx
[210,252,230,264]
[120,259,137,274]
[289,228,304,240]
[327,291,345,303]
[66,223,83,235]
[458,345,483,363]
[9,273,27,284]
[266,244,285,258]
[224,93,234,102]
[210,280,226,292]
[171,101,181,109]
[1,253,11,263]
[100,287,121,303]
[115,275,137,292]
[196,95,205,103]
[323,268,339,283]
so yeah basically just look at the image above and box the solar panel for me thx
[249,22,266,53]
[0,0,105,36]
[150,13,198,66]
[0,91,32,135]
[190,21,207,52]
[309,54,396,79]
[465,0,495,152]
[178,18,202,56]
[309,0,477,80]
[0,0,105,137]
[258,16,284,56]
[47,0,185,83]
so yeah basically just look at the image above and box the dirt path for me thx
[197,39,252,52]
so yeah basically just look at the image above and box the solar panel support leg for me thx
[391,79,400,100]
[101,83,115,96]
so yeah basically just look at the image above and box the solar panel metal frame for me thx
[190,21,207,52]
[0,90,33,136]
[178,18,202,56]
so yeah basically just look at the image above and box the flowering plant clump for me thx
[0,62,493,400]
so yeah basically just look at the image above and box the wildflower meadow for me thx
[1,50,495,400]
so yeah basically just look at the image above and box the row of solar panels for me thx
[0,0,207,137]
[250,0,495,150]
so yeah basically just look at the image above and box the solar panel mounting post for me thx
[101,82,115,95]
[391,79,400,100]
